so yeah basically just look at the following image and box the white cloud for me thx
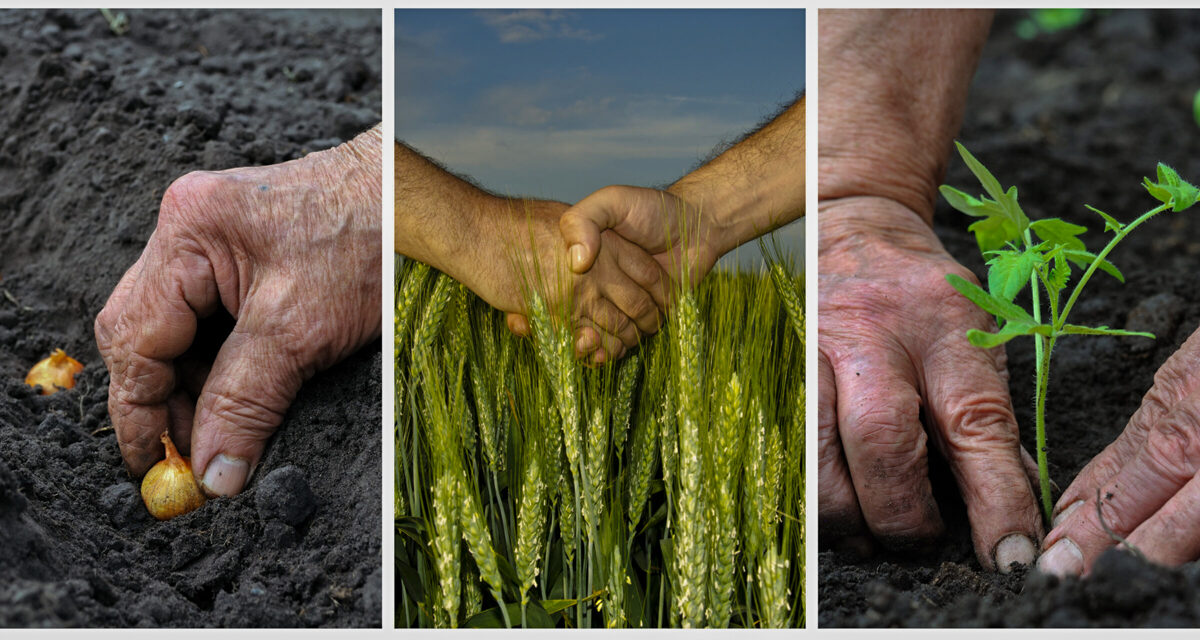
[476,10,602,44]
[474,84,619,128]
[404,112,749,175]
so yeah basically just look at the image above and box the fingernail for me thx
[1053,499,1084,528]
[575,335,590,355]
[1037,538,1084,577]
[569,244,585,271]
[201,454,250,497]
[993,534,1036,573]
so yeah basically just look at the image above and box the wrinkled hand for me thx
[470,199,671,364]
[1039,328,1200,576]
[818,195,1043,572]
[95,129,381,497]
[505,185,723,361]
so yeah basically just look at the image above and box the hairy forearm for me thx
[394,140,503,272]
[819,9,992,225]
[669,94,806,257]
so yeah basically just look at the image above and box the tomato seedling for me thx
[940,141,1200,524]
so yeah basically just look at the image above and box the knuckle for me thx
[113,354,173,405]
[942,393,1017,444]
[626,293,655,324]
[94,308,116,354]
[158,171,226,229]
[846,402,920,449]
[1145,408,1200,481]
[628,257,662,287]
[206,390,288,436]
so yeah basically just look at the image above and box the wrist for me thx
[665,180,741,262]
[818,195,947,259]
[818,140,941,228]
[434,192,510,293]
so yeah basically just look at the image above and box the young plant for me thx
[940,141,1199,524]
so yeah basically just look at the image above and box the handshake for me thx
[395,95,806,363]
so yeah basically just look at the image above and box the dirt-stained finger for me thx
[922,332,1042,572]
[817,348,869,544]
[834,341,944,550]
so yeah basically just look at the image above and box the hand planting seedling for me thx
[940,141,1200,524]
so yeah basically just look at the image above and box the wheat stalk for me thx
[610,352,640,457]
[431,473,461,627]
[757,545,791,628]
[708,372,744,627]
[672,288,707,628]
[515,454,547,602]
[583,404,607,530]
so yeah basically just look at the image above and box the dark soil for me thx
[820,9,1200,627]
[0,9,381,627]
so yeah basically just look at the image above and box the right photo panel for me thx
[819,9,1200,627]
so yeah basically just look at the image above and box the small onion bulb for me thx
[141,432,207,520]
[25,348,84,395]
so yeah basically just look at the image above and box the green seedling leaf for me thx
[1062,324,1155,339]
[1063,249,1124,282]
[967,216,1020,252]
[986,247,1037,303]
[952,141,1031,231]
[941,185,1021,251]
[954,141,1007,205]
[945,273,1038,325]
[1029,218,1087,250]
[1048,250,1071,294]
[1145,163,1200,212]
[943,143,1031,250]
[966,321,1051,349]
[940,184,1008,219]
[1085,205,1125,234]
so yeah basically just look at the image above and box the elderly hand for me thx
[95,126,382,497]
[818,195,1043,571]
[1039,327,1200,575]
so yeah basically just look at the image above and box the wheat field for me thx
[394,241,804,628]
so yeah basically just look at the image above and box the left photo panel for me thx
[0,9,382,626]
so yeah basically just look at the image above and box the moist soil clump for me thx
[820,10,1200,627]
[0,10,381,627]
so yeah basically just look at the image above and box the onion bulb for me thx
[25,348,84,395]
[141,432,206,520]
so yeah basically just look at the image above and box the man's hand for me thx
[95,126,382,497]
[503,185,725,362]
[467,198,672,364]
[819,196,1042,571]
[557,185,724,286]
[1039,328,1200,576]
[395,142,670,364]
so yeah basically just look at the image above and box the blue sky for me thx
[396,9,805,264]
